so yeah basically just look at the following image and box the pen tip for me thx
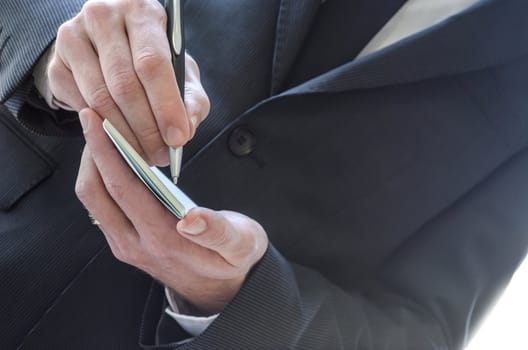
[172,176,178,185]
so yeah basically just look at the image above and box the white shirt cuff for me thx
[164,287,218,337]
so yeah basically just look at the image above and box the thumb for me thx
[177,207,267,268]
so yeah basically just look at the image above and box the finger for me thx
[78,108,179,236]
[87,7,169,166]
[125,4,190,147]
[47,54,87,111]
[56,18,147,164]
[75,146,139,260]
[184,54,211,137]
[177,208,266,268]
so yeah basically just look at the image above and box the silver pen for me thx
[169,147,182,184]
[166,0,185,184]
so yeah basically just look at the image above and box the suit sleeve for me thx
[0,0,86,103]
[143,149,528,350]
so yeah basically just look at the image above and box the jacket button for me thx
[228,127,256,156]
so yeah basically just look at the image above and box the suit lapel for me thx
[270,0,322,94]
[280,0,528,96]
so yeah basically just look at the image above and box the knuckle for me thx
[130,0,165,19]
[105,232,143,266]
[82,1,114,22]
[109,70,139,99]
[136,129,164,162]
[119,245,141,266]
[134,49,168,81]
[56,21,77,45]
[124,0,166,29]
[137,124,162,146]
[47,59,70,90]
[88,85,115,112]
[210,225,230,248]
[47,59,63,81]
[105,180,126,202]
[75,177,95,204]
[149,0,166,17]
[111,246,127,263]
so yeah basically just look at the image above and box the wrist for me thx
[168,276,245,315]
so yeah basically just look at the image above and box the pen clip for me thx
[166,0,185,100]
[168,0,183,56]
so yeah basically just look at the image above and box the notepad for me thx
[102,119,196,219]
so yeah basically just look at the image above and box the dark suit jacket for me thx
[1,0,528,349]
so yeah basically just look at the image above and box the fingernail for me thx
[79,111,90,133]
[167,126,184,147]
[181,217,207,235]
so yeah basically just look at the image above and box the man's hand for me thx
[76,108,269,314]
[48,0,209,166]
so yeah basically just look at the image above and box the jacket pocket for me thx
[0,105,54,211]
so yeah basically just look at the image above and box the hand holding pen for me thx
[166,0,185,184]
[46,0,209,169]
[66,0,258,319]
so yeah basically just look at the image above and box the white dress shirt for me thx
[32,0,481,338]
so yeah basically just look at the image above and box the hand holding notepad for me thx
[102,119,196,219]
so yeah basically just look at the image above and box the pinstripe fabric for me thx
[270,0,321,95]
[3,79,32,116]
[0,0,86,104]
[2,0,528,349]
[285,0,528,96]
[143,0,528,349]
